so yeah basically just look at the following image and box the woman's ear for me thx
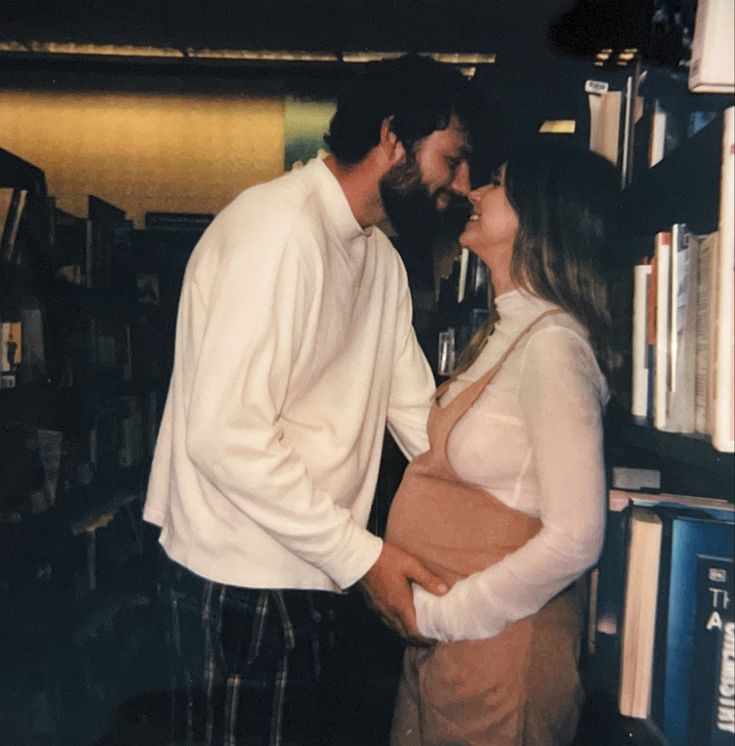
[380,117,406,167]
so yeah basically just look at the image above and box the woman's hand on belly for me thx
[358,541,447,644]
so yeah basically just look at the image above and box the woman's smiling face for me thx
[459,165,519,295]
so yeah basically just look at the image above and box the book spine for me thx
[618,507,663,718]
[632,262,652,418]
[688,0,735,94]
[695,234,715,434]
[648,99,667,168]
[668,228,699,433]
[646,255,658,422]
[668,223,686,402]
[712,107,734,452]
[687,556,734,746]
[654,231,672,430]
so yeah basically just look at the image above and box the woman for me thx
[386,142,621,746]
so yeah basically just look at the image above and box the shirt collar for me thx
[495,287,557,319]
[306,157,372,243]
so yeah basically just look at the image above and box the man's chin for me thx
[434,192,451,212]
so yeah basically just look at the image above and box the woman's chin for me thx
[459,226,474,248]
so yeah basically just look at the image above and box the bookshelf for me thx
[621,107,723,236]
[585,15,734,738]
[0,145,205,742]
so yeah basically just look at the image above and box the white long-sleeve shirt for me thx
[414,289,608,641]
[144,157,435,592]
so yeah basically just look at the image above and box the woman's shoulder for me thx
[531,305,587,338]
[522,314,607,394]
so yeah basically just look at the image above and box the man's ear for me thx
[380,117,406,167]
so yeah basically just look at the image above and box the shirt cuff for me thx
[319,522,384,590]
[413,580,508,642]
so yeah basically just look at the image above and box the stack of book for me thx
[588,486,734,746]
[629,106,734,453]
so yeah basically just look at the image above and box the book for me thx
[593,492,734,728]
[611,466,661,492]
[588,87,623,168]
[87,195,126,289]
[688,0,735,94]
[711,107,734,452]
[0,187,28,263]
[645,252,658,423]
[667,225,699,433]
[687,555,735,745]
[631,262,652,418]
[658,514,734,746]
[653,230,671,430]
[609,488,735,522]
[648,99,668,167]
[618,507,664,718]
[695,232,717,434]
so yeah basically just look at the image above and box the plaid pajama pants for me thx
[157,550,350,746]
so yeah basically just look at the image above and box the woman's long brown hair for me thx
[455,142,621,376]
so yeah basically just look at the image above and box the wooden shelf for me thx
[605,406,735,500]
[622,113,724,237]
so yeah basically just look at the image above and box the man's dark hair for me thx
[324,54,474,165]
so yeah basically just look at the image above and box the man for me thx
[144,54,474,745]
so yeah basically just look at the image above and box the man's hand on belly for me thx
[358,541,447,644]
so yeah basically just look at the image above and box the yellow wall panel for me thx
[0,90,285,226]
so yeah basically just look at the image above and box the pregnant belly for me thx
[385,468,541,587]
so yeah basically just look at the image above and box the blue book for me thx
[658,515,734,746]
[688,555,735,746]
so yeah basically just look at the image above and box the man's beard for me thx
[379,157,470,244]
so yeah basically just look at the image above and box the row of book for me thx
[1,144,208,520]
[629,106,734,453]
[0,391,159,520]
[588,484,734,746]
[587,0,733,186]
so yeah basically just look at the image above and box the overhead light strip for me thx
[1,41,184,57]
[186,48,339,62]
[342,51,495,64]
[0,42,495,66]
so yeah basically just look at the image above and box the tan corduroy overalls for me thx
[386,310,585,746]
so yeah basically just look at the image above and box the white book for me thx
[648,100,668,167]
[588,89,622,167]
[668,223,687,397]
[618,508,663,719]
[632,263,652,418]
[688,0,735,94]
[653,231,672,430]
[667,226,698,433]
[457,246,469,303]
[694,232,717,434]
[711,107,735,452]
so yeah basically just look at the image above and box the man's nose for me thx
[451,161,471,196]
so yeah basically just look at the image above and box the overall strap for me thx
[425,307,563,477]
[435,307,562,409]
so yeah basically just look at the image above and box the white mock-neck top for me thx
[414,288,609,641]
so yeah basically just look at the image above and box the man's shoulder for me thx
[370,226,407,273]
[219,167,312,228]
[187,164,329,277]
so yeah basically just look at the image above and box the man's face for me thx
[379,115,471,237]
